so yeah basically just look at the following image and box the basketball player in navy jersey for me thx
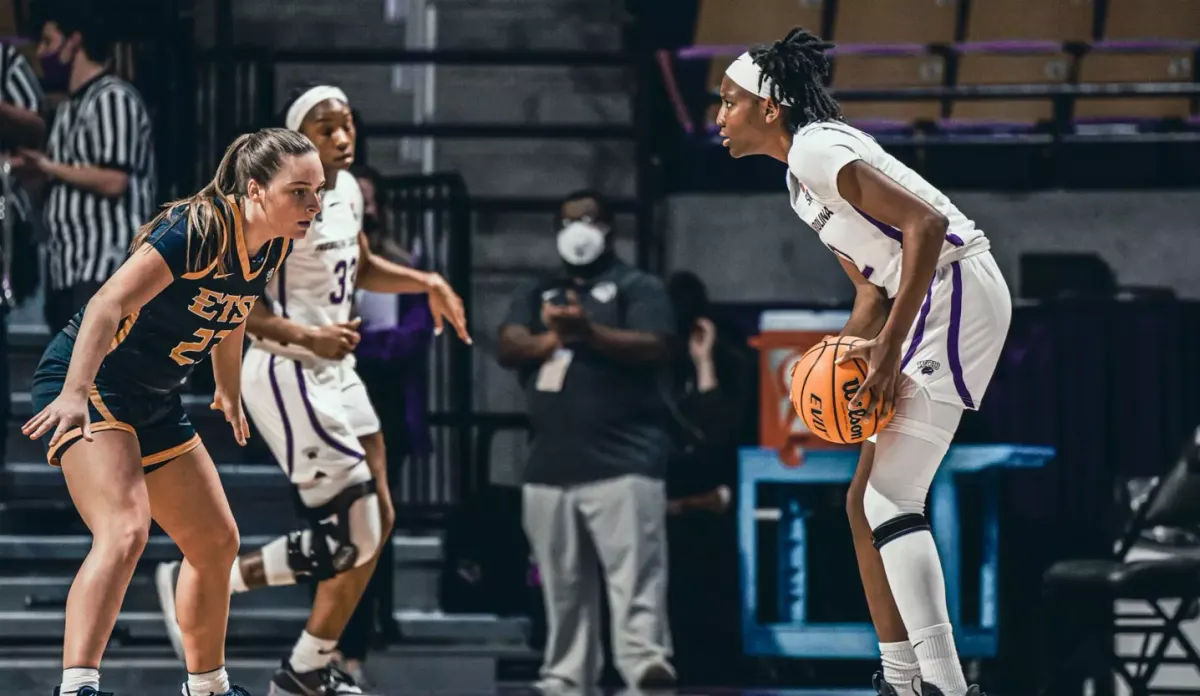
[715,28,1012,696]
[23,128,323,696]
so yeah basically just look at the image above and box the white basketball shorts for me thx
[894,250,1011,411]
[242,345,380,504]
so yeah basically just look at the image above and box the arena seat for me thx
[690,0,826,97]
[692,0,825,51]
[945,48,1073,131]
[1075,47,1195,124]
[1104,0,1200,43]
[963,0,1095,44]
[833,0,958,47]
[832,48,945,132]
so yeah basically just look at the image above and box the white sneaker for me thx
[155,560,187,661]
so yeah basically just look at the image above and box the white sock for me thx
[880,641,921,695]
[910,623,968,696]
[60,668,100,695]
[289,630,338,673]
[229,559,248,594]
[877,531,968,696]
[185,666,231,695]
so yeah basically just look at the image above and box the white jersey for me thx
[786,120,989,298]
[252,169,363,365]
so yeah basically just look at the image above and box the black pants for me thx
[336,357,413,661]
[44,282,104,335]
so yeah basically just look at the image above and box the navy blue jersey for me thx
[67,199,292,395]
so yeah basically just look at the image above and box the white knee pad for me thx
[862,390,962,533]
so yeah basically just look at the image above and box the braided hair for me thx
[750,27,842,131]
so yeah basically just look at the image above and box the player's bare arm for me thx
[22,245,174,445]
[210,321,251,445]
[837,255,890,340]
[246,299,359,361]
[837,160,948,414]
[354,231,471,343]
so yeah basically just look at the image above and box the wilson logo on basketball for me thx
[841,377,869,441]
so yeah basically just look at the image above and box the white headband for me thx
[724,52,793,105]
[286,85,350,131]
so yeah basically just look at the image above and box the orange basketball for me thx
[789,336,894,445]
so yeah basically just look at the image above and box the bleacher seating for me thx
[947,47,1073,132]
[963,0,1095,44]
[1075,46,1196,124]
[832,48,944,132]
[1103,0,1200,43]
[670,0,1200,156]
[833,0,957,47]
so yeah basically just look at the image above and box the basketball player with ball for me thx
[716,28,1012,696]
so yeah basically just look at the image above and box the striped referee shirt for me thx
[0,41,44,222]
[45,72,155,290]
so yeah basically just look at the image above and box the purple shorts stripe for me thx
[852,204,905,245]
[946,232,964,246]
[293,361,366,460]
[267,355,295,476]
[862,265,874,279]
[900,280,935,370]
[947,262,976,409]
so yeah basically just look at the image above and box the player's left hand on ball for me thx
[426,273,472,345]
[211,391,250,446]
[837,337,902,418]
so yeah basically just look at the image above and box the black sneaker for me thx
[872,671,900,695]
[53,688,113,696]
[913,677,986,696]
[268,660,372,695]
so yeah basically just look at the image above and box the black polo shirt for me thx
[502,260,675,487]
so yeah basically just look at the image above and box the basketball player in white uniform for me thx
[155,85,470,696]
[715,29,1011,696]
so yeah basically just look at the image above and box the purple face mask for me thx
[39,48,72,92]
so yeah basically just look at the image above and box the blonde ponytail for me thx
[130,129,314,276]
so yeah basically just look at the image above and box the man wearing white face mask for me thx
[497,190,677,693]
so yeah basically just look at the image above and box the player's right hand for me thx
[306,319,361,360]
[22,391,93,450]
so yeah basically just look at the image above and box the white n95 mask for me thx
[556,221,606,266]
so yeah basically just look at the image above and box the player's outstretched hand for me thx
[426,273,472,344]
[211,391,250,446]
[306,319,361,360]
[837,336,902,418]
[22,390,93,449]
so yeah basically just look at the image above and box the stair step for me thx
[0,644,531,693]
[0,533,441,564]
[435,0,624,51]
[434,139,635,199]
[434,66,630,125]
[0,609,529,646]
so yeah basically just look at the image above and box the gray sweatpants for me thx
[522,474,673,688]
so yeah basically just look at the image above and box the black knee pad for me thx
[286,479,379,581]
[871,513,931,550]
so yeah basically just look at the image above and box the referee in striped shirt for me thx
[16,1,155,333]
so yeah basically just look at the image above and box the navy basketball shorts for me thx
[30,332,200,473]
